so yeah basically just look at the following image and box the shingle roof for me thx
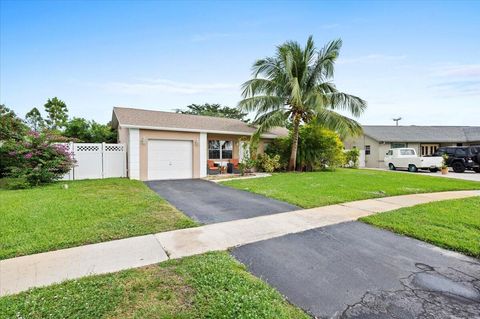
[363,125,480,143]
[112,107,289,137]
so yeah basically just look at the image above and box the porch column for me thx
[199,132,207,177]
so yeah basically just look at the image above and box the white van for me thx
[384,148,442,172]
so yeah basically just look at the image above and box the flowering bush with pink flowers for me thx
[0,131,76,186]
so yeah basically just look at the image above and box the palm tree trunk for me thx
[288,115,301,171]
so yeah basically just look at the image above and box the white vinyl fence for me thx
[59,143,126,180]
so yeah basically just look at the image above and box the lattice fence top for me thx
[75,144,101,152]
[105,144,125,152]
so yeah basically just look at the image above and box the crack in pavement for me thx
[339,263,480,319]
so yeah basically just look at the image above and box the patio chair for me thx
[207,160,220,175]
[229,159,241,174]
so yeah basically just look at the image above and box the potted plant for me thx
[441,154,449,175]
[239,158,257,176]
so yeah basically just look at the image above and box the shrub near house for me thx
[0,131,75,188]
[266,125,346,171]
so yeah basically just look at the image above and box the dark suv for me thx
[433,146,480,173]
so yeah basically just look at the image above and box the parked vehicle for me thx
[432,146,480,173]
[384,148,442,172]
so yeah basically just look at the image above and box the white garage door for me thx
[147,140,193,180]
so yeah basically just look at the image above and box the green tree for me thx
[177,103,249,122]
[25,107,45,132]
[63,117,91,141]
[90,121,117,143]
[44,97,68,130]
[63,118,117,143]
[239,36,366,171]
[0,104,27,141]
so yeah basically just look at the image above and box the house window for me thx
[208,140,233,159]
[391,143,407,149]
[365,145,371,155]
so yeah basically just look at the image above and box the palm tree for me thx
[239,36,367,171]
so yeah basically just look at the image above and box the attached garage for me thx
[147,140,193,180]
[112,107,289,180]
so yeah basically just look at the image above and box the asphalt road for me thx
[146,179,299,224]
[232,221,480,319]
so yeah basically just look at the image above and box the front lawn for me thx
[222,169,480,208]
[0,252,308,319]
[361,196,480,258]
[0,178,196,260]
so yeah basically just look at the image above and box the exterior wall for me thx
[139,129,200,181]
[344,135,383,168]
[117,126,128,144]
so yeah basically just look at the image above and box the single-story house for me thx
[111,107,288,180]
[344,125,480,168]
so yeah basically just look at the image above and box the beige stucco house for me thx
[344,125,480,168]
[111,107,288,180]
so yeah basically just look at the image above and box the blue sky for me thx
[1,0,479,125]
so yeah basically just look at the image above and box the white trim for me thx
[128,128,140,180]
[120,124,278,139]
[199,132,207,178]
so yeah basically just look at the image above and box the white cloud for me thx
[429,64,480,97]
[430,80,480,97]
[432,64,480,77]
[337,54,407,64]
[100,78,238,95]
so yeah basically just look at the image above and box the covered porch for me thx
[206,134,244,175]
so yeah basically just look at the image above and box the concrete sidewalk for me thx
[1,190,479,296]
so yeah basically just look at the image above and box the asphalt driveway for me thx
[146,179,299,224]
[232,221,480,319]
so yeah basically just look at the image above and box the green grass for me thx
[222,169,480,208]
[0,178,196,260]
[360,197,480,258]
[0,252,308,319]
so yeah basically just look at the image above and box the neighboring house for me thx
[111,107,288,180]
[344,125,480,168]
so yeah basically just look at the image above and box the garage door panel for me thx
[147,140,193,180]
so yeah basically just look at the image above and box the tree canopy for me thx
[177,103,249,122]
[0,104,28,141]
[25,107,45,132]
[239,36,367,170]
[63,118,117,143]
[44,97,68,130]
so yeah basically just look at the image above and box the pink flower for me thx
[28,131,40,138]
[8,151,17,156]
[24,152,33,159]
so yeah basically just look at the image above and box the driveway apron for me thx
[232,221,480,319]
[146,179,300,224]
